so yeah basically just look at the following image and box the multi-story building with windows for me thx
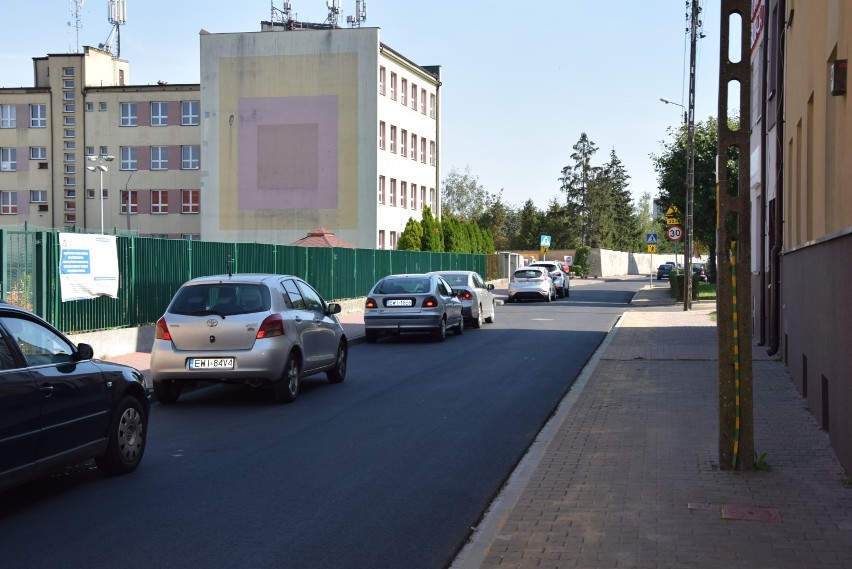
[0,47,202,237]
[200,24,441,249]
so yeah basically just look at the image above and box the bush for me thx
[669,271,700,301]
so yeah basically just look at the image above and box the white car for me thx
[429,270,496,328]
[529,261,569,298]
[507,266,556,303]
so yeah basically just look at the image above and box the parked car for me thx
[429,270,496,328]
[0,302,150,492]
[150,274,348,405]
[529,261,569,297]
[507,266,556,303]
[657,264,674,280]
[692,262,708,282]
[364,273,464,342]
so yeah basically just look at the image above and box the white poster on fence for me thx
[58,233,120,301]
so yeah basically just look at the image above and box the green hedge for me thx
[669,271,700,301]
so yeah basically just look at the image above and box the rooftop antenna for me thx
[99,0,127,57]
[68,0,84,53]
[325,0,342,28]
[346,0,366,27]
[271,0,298,28]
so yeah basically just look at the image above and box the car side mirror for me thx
[76,342,94,361]
[487,283,495,290]
[326,302,342,315]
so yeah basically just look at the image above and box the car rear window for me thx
[439,273,468,287]
[170,283,270,316]
[514,269,544,279]
[375,277,431,294]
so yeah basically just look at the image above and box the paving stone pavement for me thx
[453,286,852,569]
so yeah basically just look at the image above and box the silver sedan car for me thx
[429,270,496,328]
[150,274,348,404]
[507,266,556,303]
[364,273,464,342]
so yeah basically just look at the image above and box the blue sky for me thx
[2,0,720,210]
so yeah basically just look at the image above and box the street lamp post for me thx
[86,155,115,234]
[660,97,687,124]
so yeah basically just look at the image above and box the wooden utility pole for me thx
[717,0,753,470]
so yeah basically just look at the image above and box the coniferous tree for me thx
[397,217,423,251]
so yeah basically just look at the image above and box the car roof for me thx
[516,266,546,272]
[184,273,295,285]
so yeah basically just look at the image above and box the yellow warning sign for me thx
[665,204,682,218]
[647,244,657,253]
[540,246,549,255]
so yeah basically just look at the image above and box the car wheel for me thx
[565,286,570,298]
[326,340,348,383]
[559,288,566,298]
[274,353,301,404]
[153,380,182,404]
[485,301,496,323]
[546,290,552,302]
[95,396,147,475]
[433,317,447,342]
[365,330,379,343]
[473,305,483,329]
[454,316,464,336]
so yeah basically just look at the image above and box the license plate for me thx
[188,358,235,370]
[386,299,413,307]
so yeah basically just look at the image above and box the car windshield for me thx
[169,283,270,316]
[375,277,431,294]
[439,273,468,287]
[514,269,544,279]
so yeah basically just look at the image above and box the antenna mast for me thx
[271,1,297,28]
[68,0,84,53]
[325,0,342,28]
[102,0,127,57]
[346,0,367,27]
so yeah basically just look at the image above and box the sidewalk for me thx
[452,283,852,569]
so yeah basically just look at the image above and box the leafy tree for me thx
[397,217,423,251]
[441,166,490,222]
[652,117,724,280]
[420,206,444,252]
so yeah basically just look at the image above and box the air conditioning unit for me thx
[38,162,49,169]
[38,204,49,212]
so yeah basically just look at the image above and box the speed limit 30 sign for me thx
[667,225,683,241]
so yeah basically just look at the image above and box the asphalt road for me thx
[0,279,642,569]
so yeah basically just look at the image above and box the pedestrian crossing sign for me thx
[646,233,658,245]
[647,245,657,253]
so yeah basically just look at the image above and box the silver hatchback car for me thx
[507,266,556,303]
[364,273,464,342]
[150,274,348,404]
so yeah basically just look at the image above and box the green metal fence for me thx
[0,229,487,334]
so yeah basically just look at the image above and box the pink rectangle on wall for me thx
[237,95,338,211]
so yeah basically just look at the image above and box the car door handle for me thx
[40,385,55,397]
[294,316,302,323]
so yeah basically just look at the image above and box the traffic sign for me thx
[665,204,682,218]
[666,217,682,225]
[647,245,657,253]
[540,246,549,255]
[540,235,551,247]
[645,233,658,245]
[667,225,683,241]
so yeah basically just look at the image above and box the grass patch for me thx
[697,281,717,301]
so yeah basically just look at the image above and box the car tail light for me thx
[257,313,285,339]
[365,297,378,309]
[423,296,438,308]
[155,317,171,341]
[458,290,472,300]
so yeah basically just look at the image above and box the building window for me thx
[378,175,385,204]
[389,178,396,207]
[410,134,417,161]
[62,67,74,77]
[63,92,74,101]
[430,94,436,119]
[378,230,385,249]
[181,145,200,169]
[86,102,94,112]
[430,187,436,209]
[421,89,427,115]
[378,121,385,150]
[120,102,137,126]
[400,182,407,209]
[64,116,75,126]
[430,141,436,166]
[181,101,200,125]
[401,78,407,106]
[151,190,169,214]
[65,177,76,187]
[400,130,407,158]
[65,200,76,211]
[30,147,47,160]
[379,66,386,95]
[410,182,416,209]
[1,191,18,214]
[411,84,417,110]
[30,190,47,203]
[420,139,426,163]
[390,72,397,100]
[64,213,76,224]
[390,231,397,250]
[65,189,76,199]
[64,153,75,162]
[0,105,16,128]
[120,146,138,171]
[420,186,426,210]
[64,104,75,113]
[181,189,200,214]
[64,141,75,151]
[86,146,95,156]
[151,146,168,170]
[64,164,76,175]
[99,102,108,112]
[63,79,74,89]
[120,190,138,214]
[64,128,75,138]
[151,102,168,126]
[181,234,200,241]
[390,126,396,154]
[0,148,16,172]
[30,104,47,127]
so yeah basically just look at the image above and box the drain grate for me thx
[721,505,782,523]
